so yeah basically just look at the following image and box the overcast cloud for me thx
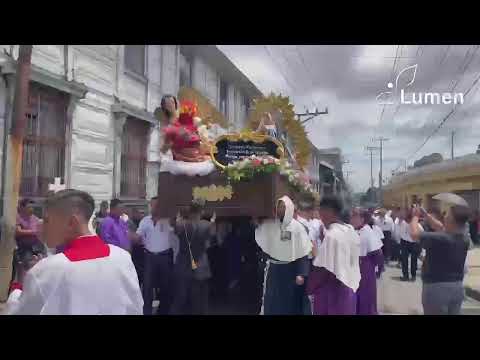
[218,45,480,192]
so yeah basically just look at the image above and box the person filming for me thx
[410,204,470,315]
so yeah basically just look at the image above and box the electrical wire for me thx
[263,45,295,95]
[295,45,318,109]
[404,67,480,164]
[392,46,479,173]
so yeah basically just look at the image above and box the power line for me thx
[439,45,451,66]
[452,45,479,92]
[377,45,401,131]
[295,46,318,109]
[406,67,480,161]
[393,46,480,174]
[263,45,295,95]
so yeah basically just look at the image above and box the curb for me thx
[465,286,480,302]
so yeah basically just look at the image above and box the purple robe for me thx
[99,215,130,251]
[357,249,384,315]
[307,266,357,315]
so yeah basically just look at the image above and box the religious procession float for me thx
[156,89,319,218]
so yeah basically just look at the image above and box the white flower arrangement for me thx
[223,155,319,200]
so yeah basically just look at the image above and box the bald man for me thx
[6,189,143,315]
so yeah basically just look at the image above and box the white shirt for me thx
[393,218,402,243]
[296,216,315,241]
[357,225,384,257]
[6,236,143,315]
[309,218,323,242]
[375,216,395,232]
[136,216,173,253]
[372,225,385,240]
[399,220,423,243]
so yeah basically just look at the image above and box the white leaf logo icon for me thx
[395,64,417,90]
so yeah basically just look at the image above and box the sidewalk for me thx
[464,247,480,301]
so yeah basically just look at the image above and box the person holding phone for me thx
[410,205,470,315]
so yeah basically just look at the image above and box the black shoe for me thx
[411,277,416,282]
[401,276,409,282]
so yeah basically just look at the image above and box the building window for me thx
[20,83,67,198]
[179,49,192,88]
[219,79,228,116]
[120,118,149,199]
[244,95,250,112]
[124,45,146,78]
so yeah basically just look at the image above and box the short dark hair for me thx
[19,198,34,208]
[110,198,122,209]
[45,189,95,222]
[352,208,373,226]
[450,206,470,227]
[319,195,344,216]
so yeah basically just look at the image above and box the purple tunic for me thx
[357,249,384,315]
[16,214,41,247]
[99,215,130,251]
[307,267,357,315]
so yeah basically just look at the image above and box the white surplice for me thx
[313,222,361,292]
[5,234,143,315]
[358,224,384,257]
[255,196,312,262]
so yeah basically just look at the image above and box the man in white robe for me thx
[5,189,143,315]
[255,196,312,315]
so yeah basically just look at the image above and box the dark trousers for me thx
[170,276,209,315]
[143,249,173,315]
[382,231,392,262]
[401,240,420,279]
[391,241,401,262]
[131,244,145,288]
[294,281,312,315]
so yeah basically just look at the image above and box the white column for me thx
[112,114,127,198]
[65,95,82,189]
[146,124,159,199]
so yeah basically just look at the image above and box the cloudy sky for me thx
[218,45,480,192]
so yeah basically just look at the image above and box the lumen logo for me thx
[376,64,464,106]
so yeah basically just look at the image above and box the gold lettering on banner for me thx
[193,185,233,202]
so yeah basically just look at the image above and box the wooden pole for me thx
[0,45,33,301]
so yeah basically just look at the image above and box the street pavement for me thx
[378,261,480,315]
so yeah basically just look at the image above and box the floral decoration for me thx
[223,155,319,201]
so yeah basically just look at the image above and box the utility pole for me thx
[295,107,328,125]
[451,130,455,159]
[373,137,389,205]
[365,146,379,190]
[0,45,33,302]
